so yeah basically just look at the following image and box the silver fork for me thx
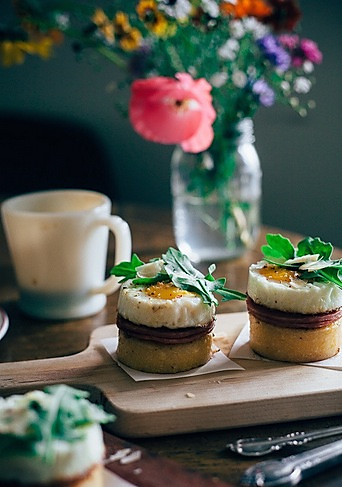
[227,425,342,457]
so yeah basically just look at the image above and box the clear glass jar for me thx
[171,119,262,263]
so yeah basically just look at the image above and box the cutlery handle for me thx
[240,438,342,486]
[230,425,342,456]
[291,438,342,480]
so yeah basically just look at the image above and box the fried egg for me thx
[247,261,342,314]
[117,280,215,329]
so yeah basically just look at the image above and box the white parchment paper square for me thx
[102,337,244,381]
[229,322,342,370]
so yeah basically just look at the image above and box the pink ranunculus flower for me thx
[300,39,323,64]
[292,38,323,67]
[129,73,216,153]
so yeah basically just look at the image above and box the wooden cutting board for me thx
[0,312,341,438]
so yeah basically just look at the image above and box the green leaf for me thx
[132,273,169,286]
[261,233,295,263]
[162,247,246,306]
[317,267,342,289]
[110,253,144,282]
[260,234,342,289]
[215,288,247,302]
[162,247,204,279]
[297,236,333,260]
[110,247,246,306]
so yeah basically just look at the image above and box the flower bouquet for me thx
[1,0,322,261]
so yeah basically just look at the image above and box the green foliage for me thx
[0,385,114,463]
[111,247,246,305]
[261,233,342,289]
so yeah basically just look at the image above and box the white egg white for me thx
[247,261,342,314]
[0,423,104,484]
[117,281,215,328]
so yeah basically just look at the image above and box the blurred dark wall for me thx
[0,1,341,247]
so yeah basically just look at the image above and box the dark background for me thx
[1,1,341,247]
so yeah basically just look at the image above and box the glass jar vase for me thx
[171,119,262,263]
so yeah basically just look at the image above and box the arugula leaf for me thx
[162,247,204,280]
[216,288,248,301]
[261,234,295,263]
[111,253,144,282]
[163,247,246,305]
[297,236,333,260]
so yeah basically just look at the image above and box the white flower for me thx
[210,71,228,88]
[303,61,314,74]
[188,66,197,77]
[243,17,269,39]
[201,0,220,18]
[290,96,299,107]
[229,20,245,39]
[294,76,312,94]
[218,38,239,60]
[157,0,192,20]
[55,13,70,29]
[281,80,290,92]
[201,152,214,170]
[232,70,247,88]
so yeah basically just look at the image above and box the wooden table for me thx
[0,204,341,486]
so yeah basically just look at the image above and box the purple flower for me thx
[252,79,275,107]
[257,34,291,71]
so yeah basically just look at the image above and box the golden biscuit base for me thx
[117,331,213,373]
[1,464,103,487]
[249,314,341,362]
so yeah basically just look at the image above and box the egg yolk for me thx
[144,282,194,300]
[258,265,298,283]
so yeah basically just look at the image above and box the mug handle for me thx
[90,216,132,296]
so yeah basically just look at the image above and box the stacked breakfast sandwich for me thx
[0,384,114,486]
[111,247,246,373]
[247,234,342,362]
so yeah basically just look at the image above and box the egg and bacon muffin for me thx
[247,234,342,362]
[111,248,246,373]
[0,385,114,486]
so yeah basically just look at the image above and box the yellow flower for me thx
[0,41,26,66]
[29,37,54,59]
[92,8,115,44]
[0,37,54,67]
[120,28,142,51]
[114,12,131,35]
[136,0,170,37]
[113,12,142,51]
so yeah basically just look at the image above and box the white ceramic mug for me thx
[1,189,132,320]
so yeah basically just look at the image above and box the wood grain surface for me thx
[1,312,341,439]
